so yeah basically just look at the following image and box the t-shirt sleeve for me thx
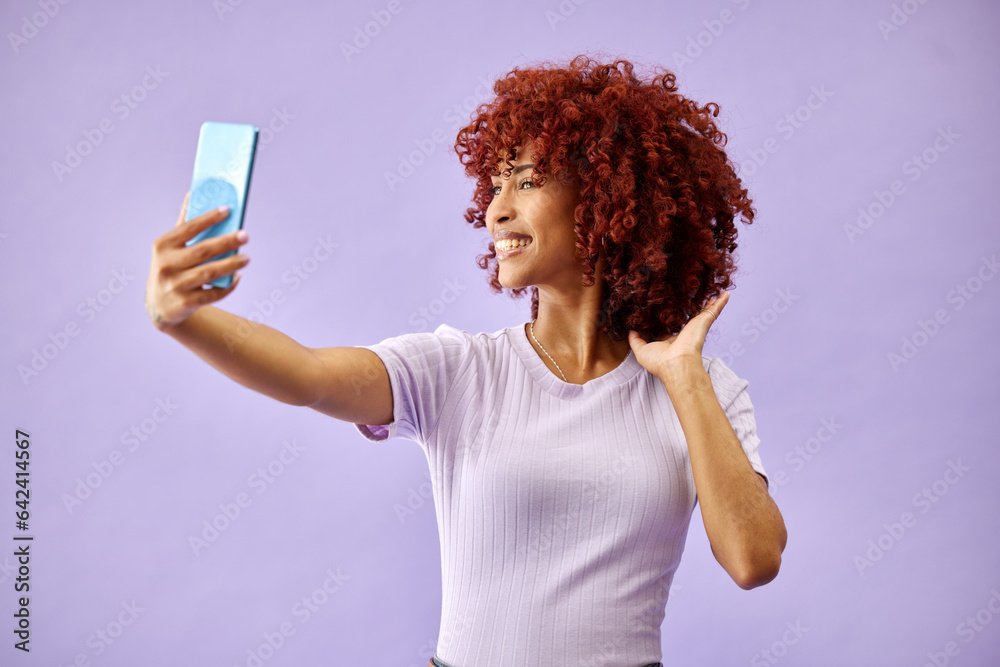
[353,323,473,445]
[703,356,768,487]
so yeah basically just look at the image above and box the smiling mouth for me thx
[496,238,532,256]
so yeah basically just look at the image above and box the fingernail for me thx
[217,205,229,213]
[236,230,248,241]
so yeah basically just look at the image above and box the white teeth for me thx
[496,238,531,252]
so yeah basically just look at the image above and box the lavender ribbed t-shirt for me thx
[354,322,767,666]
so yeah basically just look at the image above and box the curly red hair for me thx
[453,54,755,341]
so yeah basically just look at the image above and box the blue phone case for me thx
[184,121,259,289]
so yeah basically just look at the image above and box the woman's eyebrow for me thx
[490,163,535,178]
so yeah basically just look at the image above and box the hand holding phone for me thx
[184,121,259,288]
[145,193,250,330]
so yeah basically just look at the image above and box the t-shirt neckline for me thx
[509,321,646,399]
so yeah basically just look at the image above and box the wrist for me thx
[656,356,709,394]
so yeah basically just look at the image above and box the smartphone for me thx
[184,121,259,289]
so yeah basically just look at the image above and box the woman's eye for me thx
[489,179,534,197]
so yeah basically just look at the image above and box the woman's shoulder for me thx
[430,322,521,350]
[368,322,523,371]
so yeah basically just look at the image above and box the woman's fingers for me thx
[187,271,243,307]
[167,201,232,249]
[171,253,249,293]
[704,291,730,318]
[174,190,191,227]
[146,193,248,328]
[157,191,248,279]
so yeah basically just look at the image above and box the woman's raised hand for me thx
[628,291,730,379]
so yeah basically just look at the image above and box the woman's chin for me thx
[498,272,529,290]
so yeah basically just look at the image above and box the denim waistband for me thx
[432,656,662,667]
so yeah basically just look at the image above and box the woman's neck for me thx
[528,281,631,384]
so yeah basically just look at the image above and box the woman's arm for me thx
[146,193,393,426]
[628,291,787,590]
[658,361,786,589]
[155,306,392,425]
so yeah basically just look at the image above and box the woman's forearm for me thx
[156,304,322,407]
[658,362,787,589]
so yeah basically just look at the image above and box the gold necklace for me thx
[530,320,568,382]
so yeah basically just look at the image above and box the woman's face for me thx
[485,140,583,291]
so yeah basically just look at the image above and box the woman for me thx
[146,55,786,666]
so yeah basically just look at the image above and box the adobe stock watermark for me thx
[7,0,73,55]
[394,469,432,524]
[877,0,933,42]
[347,348,390,399]
[768,416,844,491]
[853,459,970,576]
[887,253,998,373]
[0,556,16,585]
[253,107,295,152]
[232,565,350,667]
[51,66,168,182]
[340,0,412,63]
[920,586,1000,667]
[188,439,306,557]
[843,126,959,243]
[56,600,144,666]
[222,235,340,352]
[407,611,472,666]
[738,84,834,178]
[516,452,636,559]
[544,0,587,31]
[670,0,752,73]
[407,278,468,331]
[750,620,809,666]
[713,288,800,368]
[17,267,136,386]
[579,576,675,667]
[348,277,468,400]
[213,0,248,21]
[384,74,496,192]
[61,397,179,514]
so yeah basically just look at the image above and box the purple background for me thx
[3,0,999,665]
